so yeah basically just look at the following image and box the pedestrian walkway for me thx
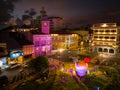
[72,75,88,90]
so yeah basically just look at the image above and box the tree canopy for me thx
[22,8,37,21]
[0,0,20,24]
[28,55,49,73]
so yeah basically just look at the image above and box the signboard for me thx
[10,50,23,59]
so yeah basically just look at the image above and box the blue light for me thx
[10,51,23,59]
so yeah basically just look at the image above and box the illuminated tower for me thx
[33,20,52,57]
[91,23,120,55]
[42,20,50,34]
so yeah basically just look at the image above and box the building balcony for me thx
[93,32,117,35]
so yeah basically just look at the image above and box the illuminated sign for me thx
[10,50,23,59]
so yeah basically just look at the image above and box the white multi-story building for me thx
[91,23,120,55]
[51,33,78,50]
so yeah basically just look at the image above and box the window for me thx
[43,29,47,33]
[99,36,103,38]
[35,41,39,47]
[100,30,104,32]
[94,36,98,38]
[104,48,108,52]
[0,47,5,52]
[105,30,110,32]
[111,30,116,32]
[109,49,114,53]
[110,37,115,39]
[42,51,46,55]
[105,37,109,39]
[98,48,102,52]
[41,40,46,46]
[94,30,98,32]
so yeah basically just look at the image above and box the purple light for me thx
[76,69,87,76]
[75,62,87,76]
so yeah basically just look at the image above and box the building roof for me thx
[0,32,33,50]
[0,26,14,32]
[0,32,22,50]
[9,32,33,45]
[0,24,10,31]
[48,16,62,20]
[0,25,34,32]
[50,30,76,34]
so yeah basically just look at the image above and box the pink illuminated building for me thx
[33,20,52,57]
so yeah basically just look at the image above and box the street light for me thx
[58,48,64,61]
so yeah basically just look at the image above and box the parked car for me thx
[0,75,9,87]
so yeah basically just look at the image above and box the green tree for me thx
[0,0,20,24]
[25,8,37,18]
[104,71,120,90]
[28,55,49,73]
[22,8,37,21]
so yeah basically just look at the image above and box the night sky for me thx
[13,0,120,25]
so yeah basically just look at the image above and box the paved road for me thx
[0,58,31,81]
[0,67,21,81]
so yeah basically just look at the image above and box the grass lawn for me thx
[14,69,82,90]
[13,51,120,90]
